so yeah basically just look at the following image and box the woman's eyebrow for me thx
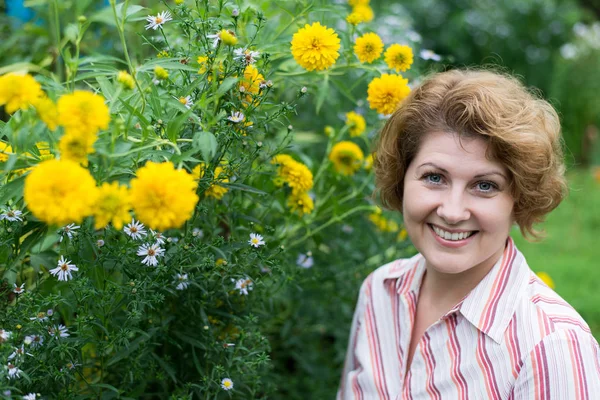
[418,162,507,180]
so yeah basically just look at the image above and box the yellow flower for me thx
[130,161,199,231]
[0,73,43,114]
[157,50,170,58]
[24,159,99,225]
[354,32,384,63]
[367,74,410,115]
[329,141,364,176]
[397,228,408,241]
[117,71,135,89]
[287,191,314,216]
[384,44,414,72]
[368,207,398,232]
[175,0,184,4]
[58,132,96,166]
[348,0,369,6]
[216,258,227,266]
[324,126,335,137]
[345,111,366,137]
[57,91,110,136]
[271,155,313,194]
[0,142,14,163]
[197,56,209,74]
[349,5,374,23]
[346,13,363,26]
[536,272,556,289]
[239,65,264,102]
[93,182,131,230]
[154,66,169,80]
[291,22,340,71]
[364,153,374,170]
[35,142,54,162]
[218,30,238,46]
[33,96,59,131]
[204,166,230,200]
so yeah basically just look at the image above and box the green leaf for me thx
[150,353,177,383]
[192,131,218,162]
[226,182,268,196]
[215,77,239,98]
[0,174,25,205]
[173,331,208,350]
[315,74,330,114]
[90,3,147,26]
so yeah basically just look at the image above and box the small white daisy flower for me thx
[48,324,69,339]
[234,277,253,295]
[227,111,245,123]
[49,256,79,281]
[419,49,442,61]
[296,252,314,269]
[145,10,172,30]
[300,86,308,94]
[207,32,221,48]
[150,229,165,245]
[176,95,193,109]
[13,283,24,294]
[7,345,31,360]
[23,393,40,400]
[175,273,189,290]
[29,311,48,322]
[24,334,43,348]
[6,363,21,379]
[233,48,260,65]
[248,233,265,248]
[96,239,105,247]
[59,223,80,242]
[221,377,234,390]
[137,243,165,267]
[192,228,204,238]
[124,219,147,240]
[0,208,22,222]
[61,361,80,372]
[0,329,11,343]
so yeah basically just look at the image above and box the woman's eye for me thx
[476,181,496,192]
[425,174,442,184]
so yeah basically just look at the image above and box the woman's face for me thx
[402,131,515,275]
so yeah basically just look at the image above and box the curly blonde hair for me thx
[373,69,567,239]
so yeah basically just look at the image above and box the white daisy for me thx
[175,273,189,290]
[207,32,221,48]
[221,377,234,390]
[29,311,47,322]
[23,394,40,400]
[176,95,193,109]
[48,324,69,339]
[7,345,31,360]
[13,283,24,294]
[227,111,245,123]
[0,208,22,222]
[233,48,260,65]
[296,252,314,269]
[124,219,147,240]
[97,239,105,247]
[0,329,11,343]
[49,256,79,281]
[150,229,165,245]
[61,361,80,372]
[145,10,172,30]
[137,243,165,267]
[248,233,265,248]
[6,363,21,379]
[24,334,43,348]
[234,277,253,295]
[58,223,80,242]
[419,49,442,61]
[192,228,204,238]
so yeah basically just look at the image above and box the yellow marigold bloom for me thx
[345,111,366,137]
[204,166,230,200]
[354,32,384,63]
[346,13,363,26]
[192,163,206,180]
[24,159,99,225]
[324,126,335,137]
[348,0,369,6]
[364,153,374,170]
[240,65,264,98]
[329,141,364,176]
[58,132,96,166]
[272,156,313,194]
[368,208,398,233]
[93,182,131,230]
[287,191,314,216]
[36,142,54,161]
[367,74,410,115]
[57,91,110,136]
[117,71,135,89]
[33,96,59,131]
[0,73,43,114]
[0,142,14,162]
[197,55,209,74]
[218,29,238,46]
[130,161,199,231]
[384,44,414,72]
[154,66,169,80]
[291,22,340,71]
[352,5,374,22]
[536,272,556,289]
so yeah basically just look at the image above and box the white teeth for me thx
[432,225,474,241]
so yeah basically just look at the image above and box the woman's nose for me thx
[436,190,470,224]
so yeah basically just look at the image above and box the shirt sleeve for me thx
[336,275,369,400]
[509,329,600,399]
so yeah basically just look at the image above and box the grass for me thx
[512,168,600,339]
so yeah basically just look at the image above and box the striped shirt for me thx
[338,238,600,399]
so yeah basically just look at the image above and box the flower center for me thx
[37,312,46,319]
[148,249,156,256]
[156,17,163,24]
[60,263,69,271]
[7,211,15,217]
[311,38,322,50]
[130,227,138,233]
[179,97,187,105]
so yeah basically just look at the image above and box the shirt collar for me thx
[383,237,529,344]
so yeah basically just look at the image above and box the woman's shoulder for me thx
[359,252,424,294]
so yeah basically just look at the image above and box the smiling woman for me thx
[337,69,600,399]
